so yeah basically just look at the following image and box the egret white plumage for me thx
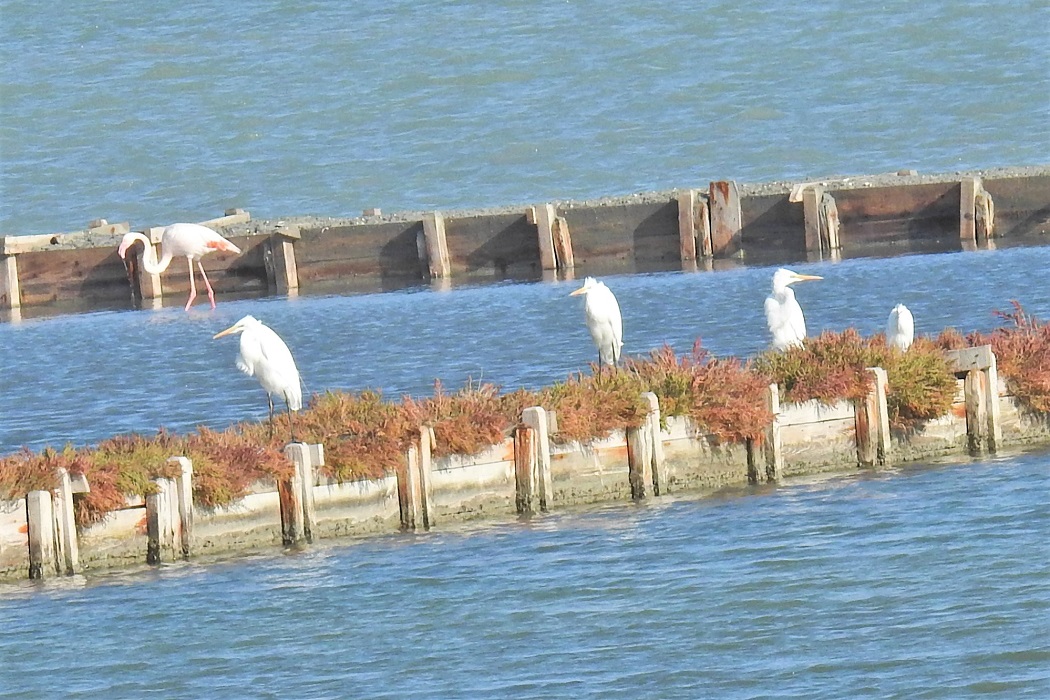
[570,277,623,367]
[118,223,242,311]
[764,267,823,351]
[213,315,303,437]
[886,303,914,351]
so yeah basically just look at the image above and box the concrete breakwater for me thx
[3,345,1048,582]
[1,167,1047,315]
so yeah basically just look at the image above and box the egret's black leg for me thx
[267,395,275,440]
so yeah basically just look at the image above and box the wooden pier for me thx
[1,168,1047,314]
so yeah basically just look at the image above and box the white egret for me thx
[118,223,242,311]
[570,276,623,367]
[887,303,914,351]
[213,315,303,437]
[764,267,823,351]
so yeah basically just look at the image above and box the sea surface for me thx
[1,1,1049,696]
[2,449,1048,698]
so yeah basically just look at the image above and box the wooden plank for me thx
[944,345,994,373]
[514,424,537,514]
[802,186,823,253]
[0,255,19,309]
[2,234,59,255]
[552,215,574,270]
[534,204,558,270]
[960,176,979,244]
[677,189,698,263]
[277,468,305,545]
[54,468,80,575]
[442,213,537,275]
[964,369,987,454]
[171,457,194,559]
[521,406,553,511]
[709,180,742,256]
[26,490,56,579]
[269,235,299,293]
[422,211,451,279]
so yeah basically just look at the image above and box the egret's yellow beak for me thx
[794,273,823,282]
[213,325,238,339]
[569,286,587,297]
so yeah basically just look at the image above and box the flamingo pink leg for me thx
[198,261,217,309]
[185,257,198,311]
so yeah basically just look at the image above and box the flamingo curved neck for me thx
[132,232,175,274]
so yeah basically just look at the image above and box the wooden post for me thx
[819,192,841,252]
[422,212,451,279]
[960,176,979,245]
[171,457,194,558]
[26,490,56,579]
[551,215,574,270]
[946,345,1001,455]
[763,383,784,481]
[975,188,995,241]
[867,368,891,465]
[677,189,698,263]
[397,444,424,530]
[533,204,559,271]
[627,393,661,500]
[646,393,666,495]
[277,463,305,545]
[146,478,177,565]
[708,180,742,257]
[984,354,1002,452]
[521,407,554,510]
[964,368,987,455]
[0,254,19,309]
[284,443,315,542]
[53,468,80,575]
[802,185,823,254]
[419,428,434,529]
[514,424,537,514]
[268,228,300,294]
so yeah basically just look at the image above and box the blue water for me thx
[2,2,1049,695]
[1,0,1047,235]
[2,450,1048,698]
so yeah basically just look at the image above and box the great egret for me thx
[764,267,823,351]
[570,276,623,367]
[213,315,303,438]
[118,223,242,311]
[887,303,914,351]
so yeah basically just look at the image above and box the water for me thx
[1,1,1047,235]
[2,2,1049,695]
[2,449,1048,698]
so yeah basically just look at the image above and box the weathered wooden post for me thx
[514,423,537,514]
[960,176,979,246]
[856,368,891,467]
[532,204,559,271]
[267,227,301,294]
[53,468,80,575]
[422,212,451,279]
[521,406,554,511]
[171,457,194,559]
[763,383,785,481]
[26,490,56,579]
[146,477,178,565]
[708,180,742,257]
[284,444,316,543]
[946,345,1002,455]
[627,393,663,499]
[419,427,434,528]
[0,252,20,310]
[551,215,574,271]
[398,444,424,530]
[677,189,698,264]
[277,460,305,545]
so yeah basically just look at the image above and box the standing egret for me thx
[213,315,303,438]
[118,223,242,311]
[887,303,914,351]
[570,277,623,367]
[764,267,823,351]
